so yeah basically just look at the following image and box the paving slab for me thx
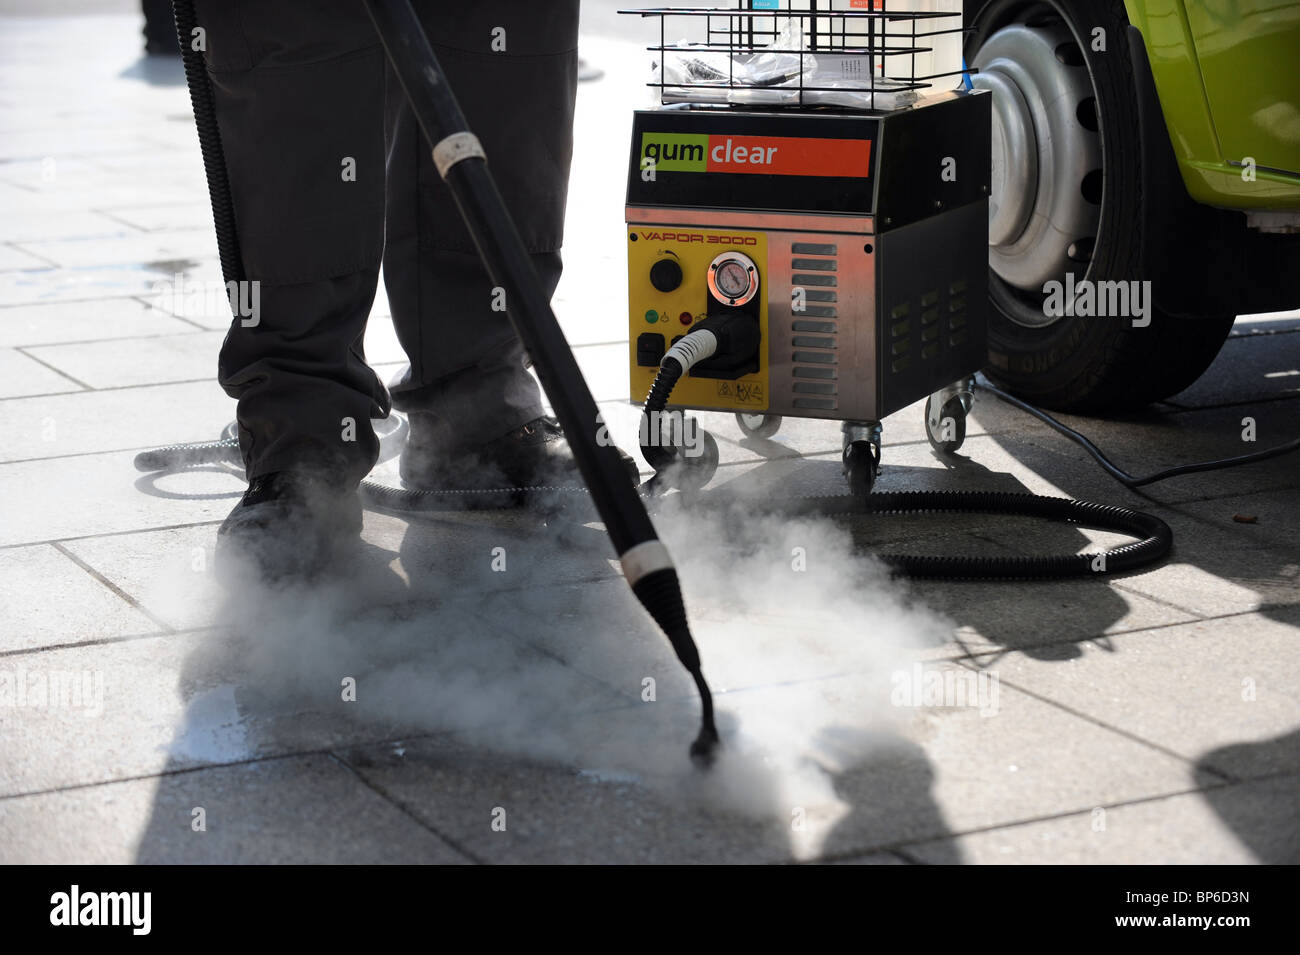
[0,345,82,397]
[340,733,795,864]
[0,379,234,465]
[0,242,53,271]
[2,175,198,212]
[103,202,213,234]
[15,228,218,271]
[907,578,1197,661]
[0,754,470,864]
[0,296,198,347]
[90,148,205,184]
[908,773,1300,864]
[60,509,621,635]
[25,329,222,389]
[340,658,1197,863]
[0,208,130,245]
[0,125,171,164]
[0,542,161,653]
[792,668,1197,858]
[58,524,222,633]
[972,397,1300,507]
[967,607,1300,780]
[0,160,119,196]
[1109,494,1300,619]
[0,613,623,796]
[0,264,180,306]
[1163,484,1300,553]
[0,449,238,546]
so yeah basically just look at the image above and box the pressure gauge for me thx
[707,251,759,307]
[715,261,749,297]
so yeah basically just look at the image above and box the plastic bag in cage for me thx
[656,19,818,107]
[655,17,919,110]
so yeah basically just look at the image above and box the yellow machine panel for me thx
[627,226,769,413]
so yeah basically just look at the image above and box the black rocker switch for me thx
[649,258,683,293]
[636,332,666,367]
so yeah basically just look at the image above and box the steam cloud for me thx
[163,444,951,860]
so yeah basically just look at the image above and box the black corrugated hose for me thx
[137,393,1177,581]
[171,0,243,288]
[138,364,1178,582]
[637,352,1174,579]
[785,491,1172,579]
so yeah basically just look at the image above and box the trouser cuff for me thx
[387,346,544,450]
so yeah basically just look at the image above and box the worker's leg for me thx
[196,0,390,489]
[382,1,580,452]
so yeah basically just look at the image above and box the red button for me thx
[679,312,693,325]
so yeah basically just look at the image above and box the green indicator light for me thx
[644,309,658,324]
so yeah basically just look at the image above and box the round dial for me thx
[707,251,758,307]
[649,257,683,293]
[715,261,750,299]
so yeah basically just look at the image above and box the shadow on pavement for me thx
[118,53,185,87]
[1194,729,1300,864]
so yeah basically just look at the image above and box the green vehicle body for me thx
[1125,0,1300,208]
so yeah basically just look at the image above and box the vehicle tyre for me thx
[965,0,1234,411]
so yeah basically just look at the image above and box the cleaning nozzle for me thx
[627,555,720,767]
[688,666,720,766]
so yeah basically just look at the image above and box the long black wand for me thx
[362,0,718,763]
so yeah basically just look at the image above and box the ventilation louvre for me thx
[788,243,839,410]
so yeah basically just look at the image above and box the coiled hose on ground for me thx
[636,328,1174,581]
[135,405,1175,581]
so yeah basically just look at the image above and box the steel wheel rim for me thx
[971,4,1105,329]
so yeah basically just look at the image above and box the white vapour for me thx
[180,472,950,858]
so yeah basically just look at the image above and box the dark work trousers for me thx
[193,1,579,486]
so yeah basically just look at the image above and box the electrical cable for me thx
[977,380,1300,487]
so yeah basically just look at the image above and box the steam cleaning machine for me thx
[624,79,990,497]
[622,3,984,498]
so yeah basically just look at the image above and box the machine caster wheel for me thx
[660,428,720,493]
[842,440,879,497]
[735,412,782,439]
[925,394,967,455]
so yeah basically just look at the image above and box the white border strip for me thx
[619,540,674,586]
[432,132,485,179]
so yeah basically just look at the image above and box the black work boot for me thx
[399,414,639,504]
[216,471,362,581]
